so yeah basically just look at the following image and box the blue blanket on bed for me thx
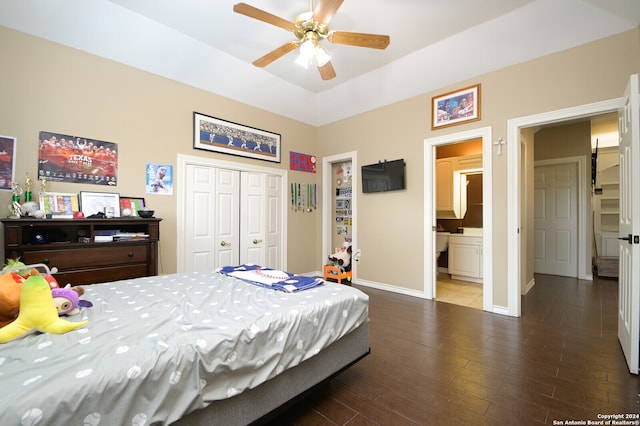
[217,264,324,292]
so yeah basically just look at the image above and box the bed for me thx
[0,266,370,426]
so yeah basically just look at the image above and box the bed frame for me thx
[173,322,370,426]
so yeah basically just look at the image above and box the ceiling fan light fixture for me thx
[300,34,316,57]
[314,45,330,67]
[296,32,316,68]
[295,52,311,69]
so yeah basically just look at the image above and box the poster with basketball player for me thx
[37,131,118,186]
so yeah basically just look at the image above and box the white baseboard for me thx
[492,305,510,316]
[350,278,427,299]
[524,278,535,295]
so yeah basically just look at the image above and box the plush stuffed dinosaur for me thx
[0,275,88,344]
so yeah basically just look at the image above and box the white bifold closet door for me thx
[183,165,281,272]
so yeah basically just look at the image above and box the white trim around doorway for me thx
[423,126,494,313]
[507,98,621,317]
[322,151,358,281]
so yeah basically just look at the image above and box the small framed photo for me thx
[38,192,80,218]
[432,84,481,129]
[120,197,145,217]
[193,112,281,163]
[79,191,120,217]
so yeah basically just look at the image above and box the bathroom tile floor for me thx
[436,273,483,309]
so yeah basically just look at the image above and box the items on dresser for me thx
[1,218,161,286]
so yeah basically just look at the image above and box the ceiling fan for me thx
[233,0,390,80]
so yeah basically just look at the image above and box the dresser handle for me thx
[43,258,49,265]
[128,252,134,257]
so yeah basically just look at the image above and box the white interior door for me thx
[240,171,266,265]
[182,166,241,270]
[214,168,240,267]
[533,162,578,277]
[239,172,282,268]
[264,174,282,268]
[618,74,640,374]
[183,164,217,271]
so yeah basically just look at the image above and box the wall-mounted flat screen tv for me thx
[361,159,406,193]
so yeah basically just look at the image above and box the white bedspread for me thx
[0,270,369,426]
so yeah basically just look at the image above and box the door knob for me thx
[220,241,230,246]
[253,239,263,244]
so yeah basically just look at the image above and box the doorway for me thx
[435,143,483,309]
[322,151,358,279]
[423,126,493,312]
[507,98,620,316]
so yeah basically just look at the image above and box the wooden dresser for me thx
[1,217,161,286]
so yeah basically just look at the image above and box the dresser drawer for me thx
[54,265,150,286]
[22,245,149,270]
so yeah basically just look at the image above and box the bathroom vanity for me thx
[448,230,483,283]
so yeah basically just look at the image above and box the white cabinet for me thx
[448,234,483,283]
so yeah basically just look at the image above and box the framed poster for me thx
[38,131,118,185]
[432,84,481,129]
[0,135,16,191]
[194,112,281,163]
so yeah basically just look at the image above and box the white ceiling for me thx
[1,0,639,126]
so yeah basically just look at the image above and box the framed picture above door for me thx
[193,112,281,163]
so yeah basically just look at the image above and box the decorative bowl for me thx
[137,210,155,218]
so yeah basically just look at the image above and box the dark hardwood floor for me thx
[267,274,640,425]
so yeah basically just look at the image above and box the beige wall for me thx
[0,27,320,275]
[534,122,592,161]
[318,28,640,305]
[1,25,639,308]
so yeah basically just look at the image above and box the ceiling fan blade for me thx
[252,42,300,68]
[312,0,344,24]
[233,3,294,31]
[318,60,336,80]
[328,31,390,49]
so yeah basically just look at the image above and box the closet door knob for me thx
[253,239,263,244]
[220,241,230,247]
